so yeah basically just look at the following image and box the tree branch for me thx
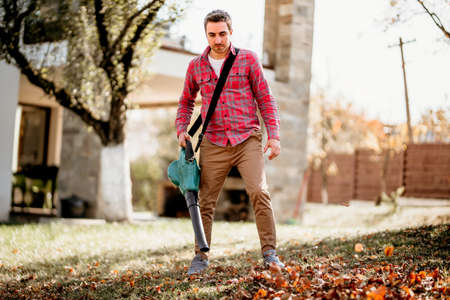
[104,0,165,129]
[16,0,37,25]
[1,0,18,25]
[103,0,165,143]
[21,50,108,142]
[94,0,109,55]
[109,0,160,56]
[99,0,161,76]
[2,0,36,34]
[97,0,157,87]
[121,0,164,80]
[417,0,450,39]
[1,24,109,144]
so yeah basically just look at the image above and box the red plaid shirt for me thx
[176,45,280,147]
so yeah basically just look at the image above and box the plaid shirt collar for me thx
[200,43,237,61]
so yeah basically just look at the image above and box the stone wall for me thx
[263,0,315,221]
[263,0,279,67]
[57,110,102,218]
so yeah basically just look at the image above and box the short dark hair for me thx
[204,10,232,31]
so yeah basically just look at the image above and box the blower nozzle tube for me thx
[185,191,209,252]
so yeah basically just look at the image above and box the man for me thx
[175,9,284,275]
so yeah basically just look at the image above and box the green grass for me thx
[0,204,449,299]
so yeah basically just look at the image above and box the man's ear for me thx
[229,29,233,36]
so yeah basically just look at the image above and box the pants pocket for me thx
[250,129,263,142]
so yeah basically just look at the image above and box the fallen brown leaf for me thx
[384,246,394,257]
[354,243,364,253]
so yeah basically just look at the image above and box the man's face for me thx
[205,21,232,57]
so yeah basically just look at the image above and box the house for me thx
[0,0,315,222]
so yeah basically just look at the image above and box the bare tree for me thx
[417,0,450,39]
[387,0,449,40]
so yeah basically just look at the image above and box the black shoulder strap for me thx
[188,48,240,152]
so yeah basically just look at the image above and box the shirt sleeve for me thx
[248,52,280,141]
[175,60,199,137]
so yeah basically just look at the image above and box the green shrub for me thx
[130,156,163,212]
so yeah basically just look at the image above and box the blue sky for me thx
[169,0,449,124]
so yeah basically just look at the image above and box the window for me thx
[17,105,50,167]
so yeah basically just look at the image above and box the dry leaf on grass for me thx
[354,243,364,252]
[384,246,394,256]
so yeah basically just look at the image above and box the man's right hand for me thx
[178,132,191,148]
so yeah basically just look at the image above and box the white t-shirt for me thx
[208,55,225,77]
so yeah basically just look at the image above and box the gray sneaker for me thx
[263,249,285,269]
[187,254,209,275]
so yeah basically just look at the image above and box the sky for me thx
[169,0,449,125]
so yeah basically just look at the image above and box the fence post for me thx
[402,144,408,196]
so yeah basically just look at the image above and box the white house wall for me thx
[128,48,196,107]
[147,48,196,79]
[0,61,20,222]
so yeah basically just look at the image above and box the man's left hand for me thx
[264,139,281,160]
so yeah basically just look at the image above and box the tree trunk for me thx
[97,143,133,221]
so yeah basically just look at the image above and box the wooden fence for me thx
[307,143,450,203]
[307,154,354,204]
[404,144,450,199]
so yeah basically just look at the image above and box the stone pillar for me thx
[263,0,314,221]
[0,62,20,222]
[263,0,279,67]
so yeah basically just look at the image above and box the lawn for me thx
[0,201,449,299]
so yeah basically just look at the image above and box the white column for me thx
[0,61,20,222]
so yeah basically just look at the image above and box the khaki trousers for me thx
[195,130,277,257]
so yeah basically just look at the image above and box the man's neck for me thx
[209,46,230,60]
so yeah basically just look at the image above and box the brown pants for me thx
[195,130,277,257]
